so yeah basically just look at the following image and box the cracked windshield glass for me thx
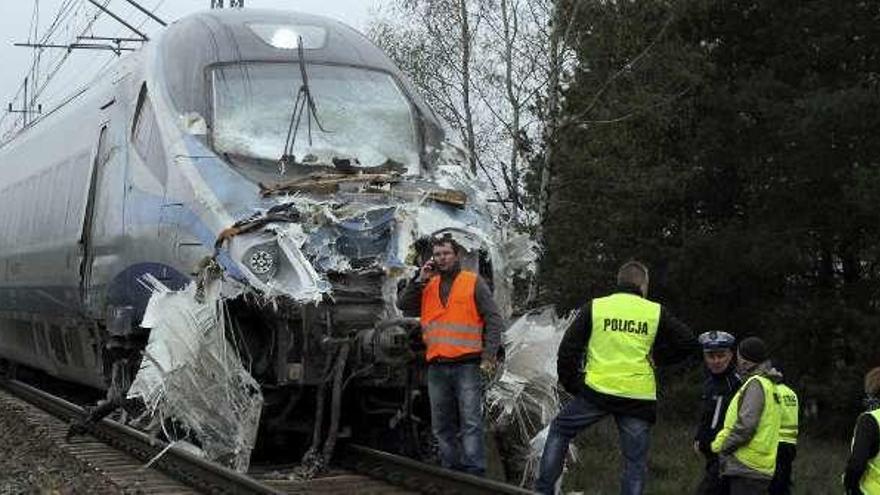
[211,63,421,179]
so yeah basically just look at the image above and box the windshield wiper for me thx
[279,36,330,172]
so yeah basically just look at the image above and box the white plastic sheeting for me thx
[128,275,263,473]
[486,306,578,485]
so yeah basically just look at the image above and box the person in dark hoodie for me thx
[397,233,504,477]
[711,337,783,495]
[693,330,741,495]
[534,261,699,495]
[843,366,880,494]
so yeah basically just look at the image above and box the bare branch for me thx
[563,13,676,127]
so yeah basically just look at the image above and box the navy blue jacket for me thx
[694,362,742,455]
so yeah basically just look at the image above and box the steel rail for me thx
[0,378,282,495]
[2,377,535,494]
[340,444,535,495]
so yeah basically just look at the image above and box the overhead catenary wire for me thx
[2,0,166,141]
[1,0,90,136]
[0,0,82,134]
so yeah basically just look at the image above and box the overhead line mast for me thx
[5,0,168,136]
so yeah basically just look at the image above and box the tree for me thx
[541,0,880,433]
[369,0,562,226]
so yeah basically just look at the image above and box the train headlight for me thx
[248,23,328,50]
[243,243,278,280]
[270,29,299,49]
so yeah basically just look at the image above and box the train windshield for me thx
[211,63,421,177]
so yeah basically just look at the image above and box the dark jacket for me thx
[556,284,699,423]
[695,362,742,455]
[397,266,504,363]
[845,408,880,494]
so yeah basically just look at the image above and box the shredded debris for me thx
[123,134,539,475]
[127,273,263,473]
[486,306,578,486]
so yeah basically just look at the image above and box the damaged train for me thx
[0,9,531,469]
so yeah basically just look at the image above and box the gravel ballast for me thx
[0,389,121,494]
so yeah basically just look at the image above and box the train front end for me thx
[131,9,528,468]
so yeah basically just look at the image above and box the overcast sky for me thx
[0,0,386,130]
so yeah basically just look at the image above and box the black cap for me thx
[738,337,768,363]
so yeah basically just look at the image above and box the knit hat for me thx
[738,337,768,363]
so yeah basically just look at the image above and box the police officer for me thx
[711,337,783,495]
[693,331,741,495]
[535,261,698,495]
[397,233,504,477]
[770,378,799,495]
[844,367,880,494]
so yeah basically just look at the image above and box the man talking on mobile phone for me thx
[397,232,504,477]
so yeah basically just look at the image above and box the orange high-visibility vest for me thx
[420,271,485,362]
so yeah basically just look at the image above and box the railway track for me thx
[0,377,534,495]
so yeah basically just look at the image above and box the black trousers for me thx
[726,476,769,495]
[695,455,725,495]
[768,443,797,495]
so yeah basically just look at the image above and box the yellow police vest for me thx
[711,375,782,476]
[856,409,880,494]
[777,383,799,445]
[585,292,660,401]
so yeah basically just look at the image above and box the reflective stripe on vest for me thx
[777,383,799,445]
[420,271,484,362]
[584,292,660,400]
[712,375,782,476]
[858,409,880,494]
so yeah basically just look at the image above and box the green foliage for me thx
[540,0,880,430]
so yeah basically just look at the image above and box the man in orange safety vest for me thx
[398,233,504,477]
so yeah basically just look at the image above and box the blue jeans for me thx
[535,393,651,495]
[427,362,485,476]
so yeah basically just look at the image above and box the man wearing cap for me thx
[711,337,784,494]
[535,261,699,495]
[397,234,504,477]
[693,331,742,495]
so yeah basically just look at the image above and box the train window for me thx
[210,63,420,178]
[132,86,168,184]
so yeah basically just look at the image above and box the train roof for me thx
[158,9,441,133]
[162,9,403,71]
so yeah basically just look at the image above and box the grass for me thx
[560,419,848,494]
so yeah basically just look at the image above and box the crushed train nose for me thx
[223,223,329,302]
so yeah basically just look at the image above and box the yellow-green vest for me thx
[777,383,799,445]
[711,375,782,476]
[855,409,880,494]
[585,292,660,401]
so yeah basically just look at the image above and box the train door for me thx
[79,121,112,310]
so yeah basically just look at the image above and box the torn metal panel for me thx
[224,222,328,303]
[486,306,578,485]
[128,274,263,473]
